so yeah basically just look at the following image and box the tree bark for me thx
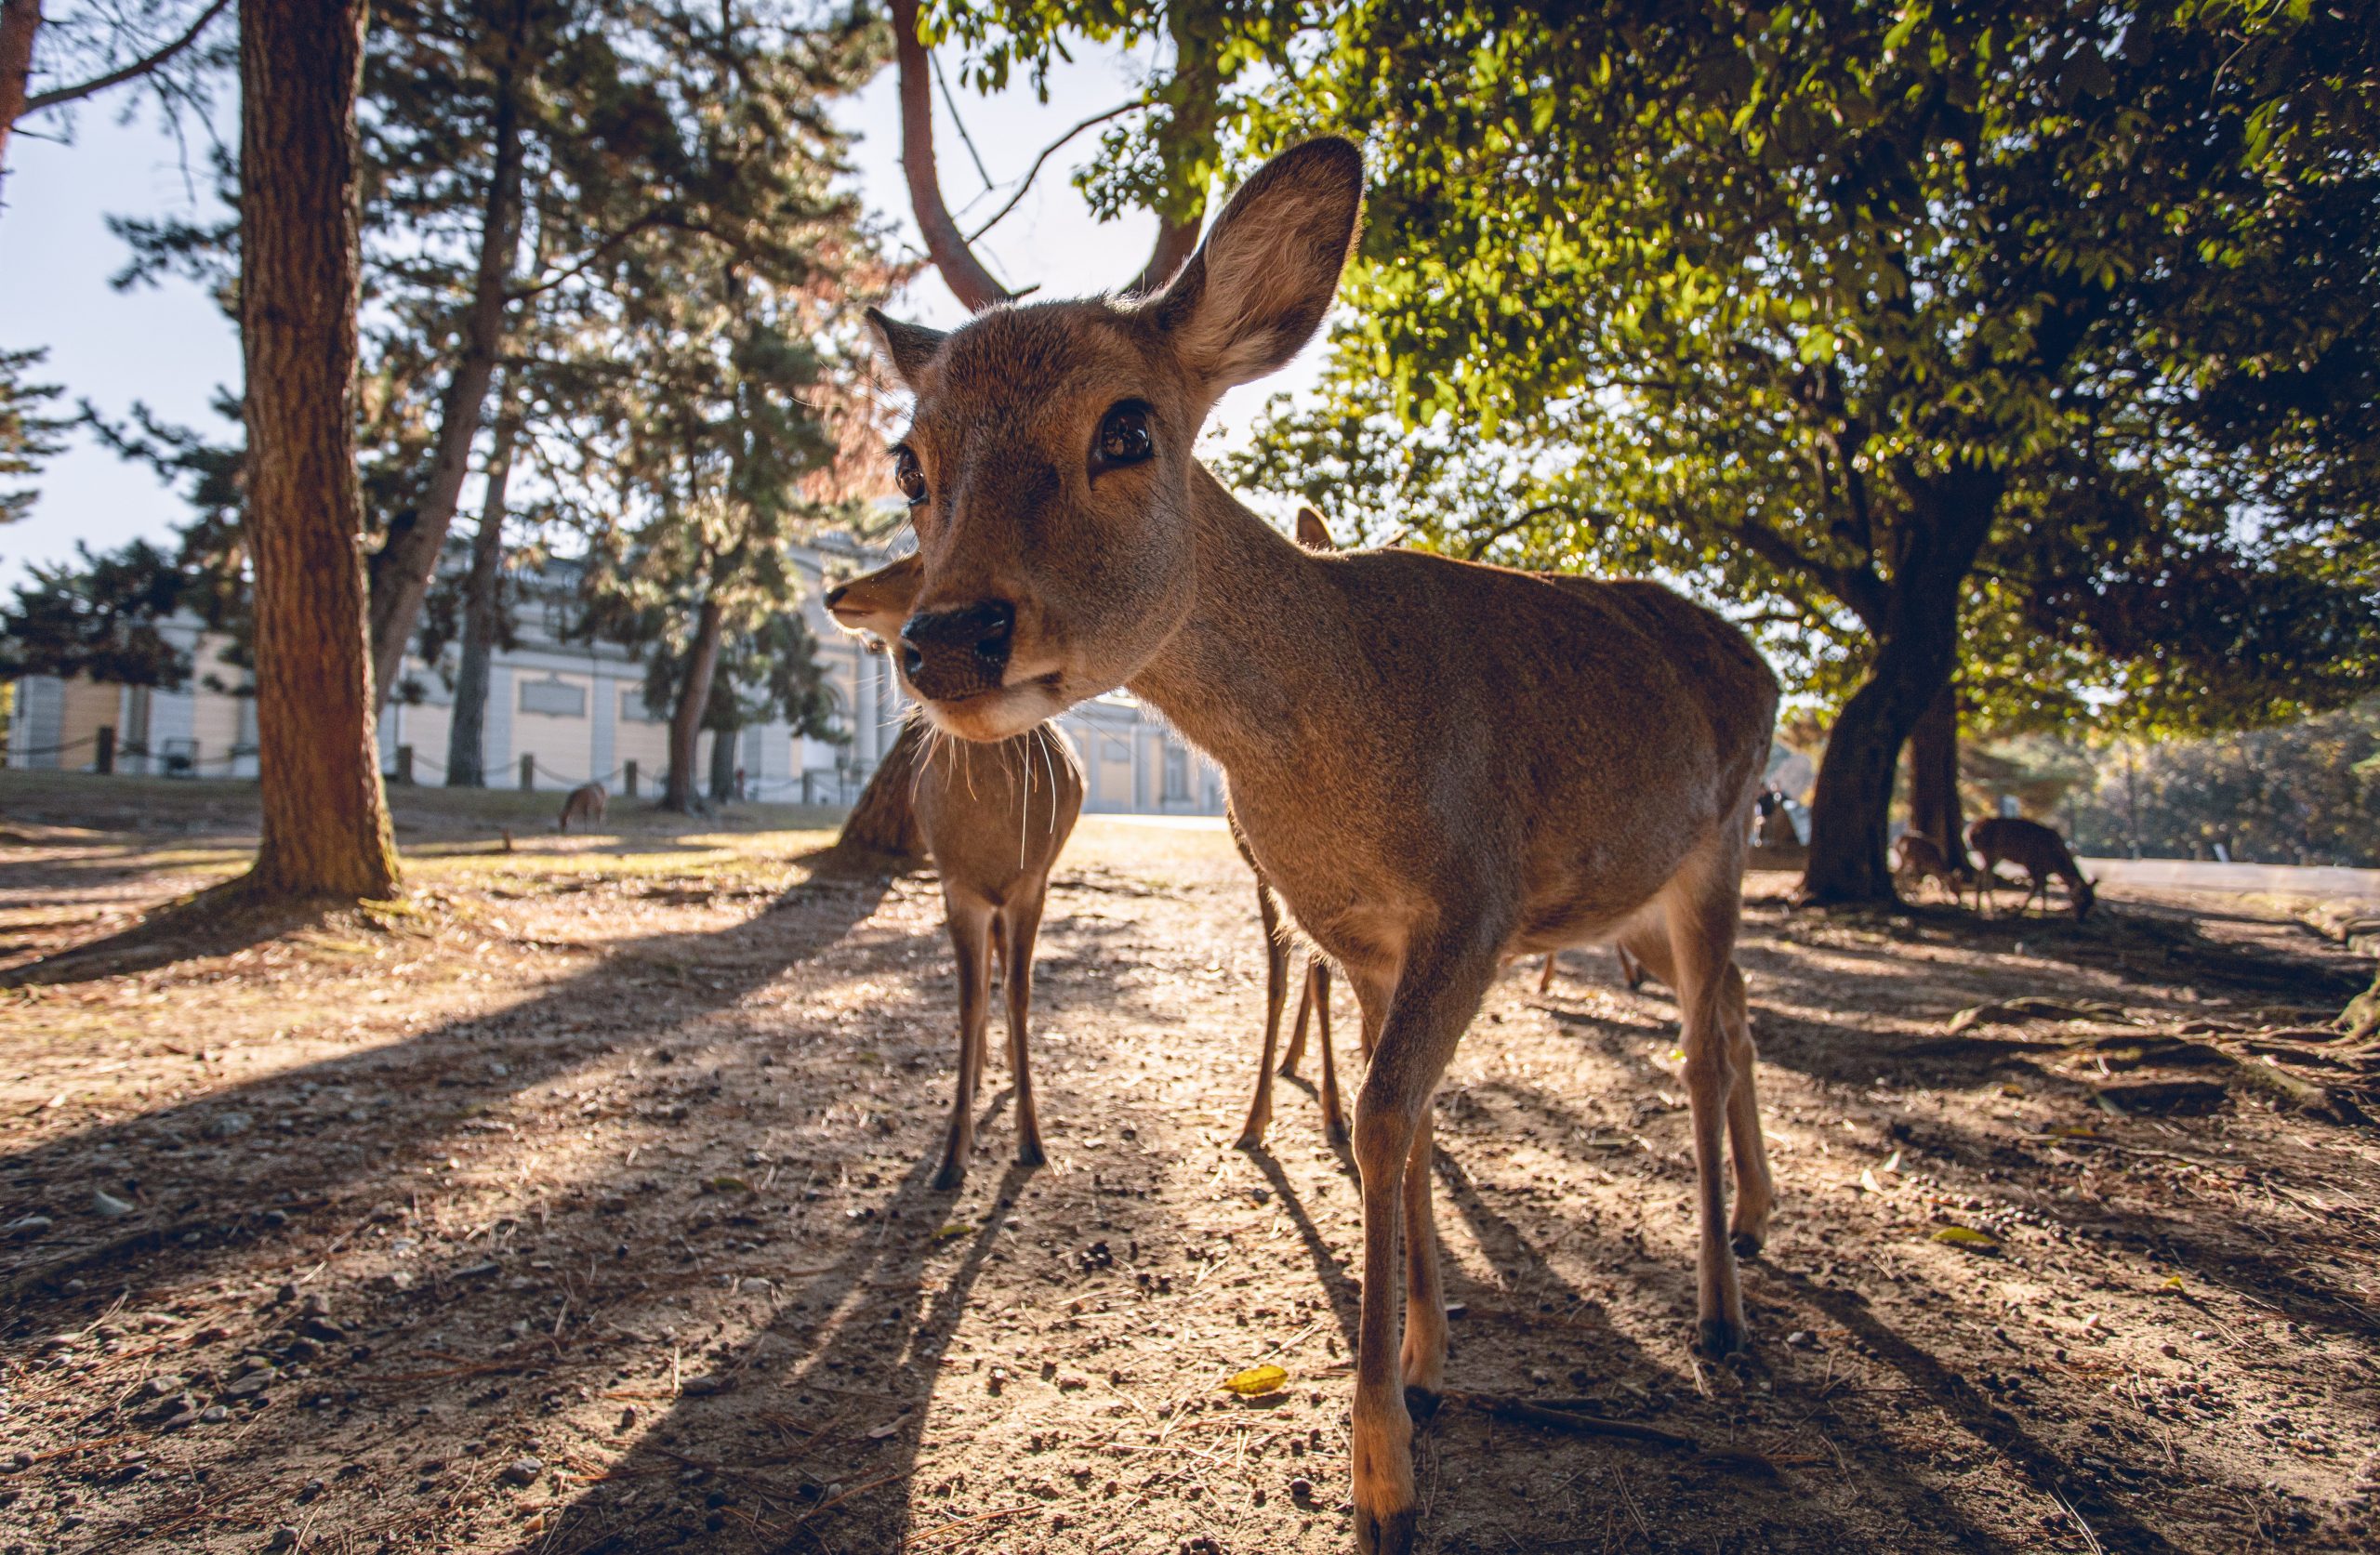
[1799,467,2002,905]
[708,719,739,803]
[662,596,724,813]
[0,0,37,204]
[237,0,399,902]
[443,380,520,786]
[889,0,1010,312]
[834,718,928,862]
[366,0,530,705]
[1906,679,1966,865]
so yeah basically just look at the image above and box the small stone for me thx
[499,1456,544,1487]
[206,1112,253,1140]
[199,1405,231,1424]
[264,1526,299,1551]
[739,1277,772,1294]
[4,1215,52,1240]
[224,1368,278,1398]
[381,1271,415,1293]
[301,1293,331,1317]
[91,1190,137,1219]
[140,1375,187,1399]
[1787,1330,1818,1349]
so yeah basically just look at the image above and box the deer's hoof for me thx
[1355,1501,1418,1555]
[931,1158,966,1193]
[1730,1230,1765,1260]
[1697,1316,1750,1359]
[1235,1125,1267,1152]
[1014,1138,1046,1169]
[1401,1384,1441,1423]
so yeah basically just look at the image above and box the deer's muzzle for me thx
[900,600,1016,702]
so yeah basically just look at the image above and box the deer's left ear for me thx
[1148,138,1364,397]
[866,310,949,390]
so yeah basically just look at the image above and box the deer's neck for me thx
[1124,467,1335,785]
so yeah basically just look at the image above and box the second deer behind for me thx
[828,555,1084,1188]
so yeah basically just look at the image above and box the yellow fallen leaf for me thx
[708,1174,754,1194]
[1930,1225,2000,1251]
[2158,1274,2186,1293]
[936,1221,975,1243]
[1221,1364,1288,1397]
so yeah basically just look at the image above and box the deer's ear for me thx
[826,555,923,641]
[866,309,949,389]
[1294,506,1334,550]
[1149,138,1363,395]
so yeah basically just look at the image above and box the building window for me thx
[520,677,586,718]
[1163,745,1189,802]
[620,687,668,724]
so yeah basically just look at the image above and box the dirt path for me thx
[2,774,2376,1553]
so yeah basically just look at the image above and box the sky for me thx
[0,25,1321,593]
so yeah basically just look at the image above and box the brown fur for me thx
[827,557,1085,1187]
[1894,832,1971,905]
[557,783,605,833]
[865,138,1780,1554]
[1967,815,2096,921]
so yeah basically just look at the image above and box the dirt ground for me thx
[2,771,2376,1555]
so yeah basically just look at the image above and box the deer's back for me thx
[1969,816,2077,873]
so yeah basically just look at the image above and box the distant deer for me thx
[1893,832,1970,905]
[1967,815,2096,921]
[557,783,606,833]
[826,555,1084,1188]
[1240,506,1347,1150]
[862,138,1779,1553]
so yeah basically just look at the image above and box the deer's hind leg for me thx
[1312,960,1346,1146]
[1717,961,1773,1257]
[934,891,997,1191]
[1239,879,1294,1147]
[999,881,1051,1168]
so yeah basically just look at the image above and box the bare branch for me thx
[965,99,1143,244]
[22,0,231,115]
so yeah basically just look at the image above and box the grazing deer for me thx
[1893,832,1970,905]
[557,783,606,833]
[1967,815,2096,922]
[826,555,1084,1188]
[1240,505,1348,1150]
[863,138,1780,1554]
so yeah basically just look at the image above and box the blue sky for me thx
[0,31,1316,591]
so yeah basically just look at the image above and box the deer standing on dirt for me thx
[1893,832,1971,906]
[862,138,1780,1554]
[1967,815,2096,922]
[826,555,1085,1188]
[557,783,606,833]
[1239,505,1347,1150]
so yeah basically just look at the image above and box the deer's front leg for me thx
[933,894,995,1192]
[1348,943,1494,1555]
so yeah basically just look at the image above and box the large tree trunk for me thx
[833,718,928,862]
[661,597,724,814]
[443,381,520,786]
[709,721,739,803]
[0,0,37,200]
[237,0,399,903]
[1906,679,1966,865]
[366,3,529,705]
[1800,468,2001,906]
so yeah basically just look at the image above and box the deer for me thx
[826,554,1085,1189]
[557,783,606,833]
[1239,505,1349,1151]
[1967,815,2096,921]
[861,137,1780,1555]
[1893,831,1971,906]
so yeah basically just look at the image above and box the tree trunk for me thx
[833,718,928,862]
[709,720,739,803]
[443,380,520,786]
[237,0,398,902]
[1127,0,1218,295]
[1800,468,2001,906]
[1906,679,1966,865]
[662,597,723,813]
[0,0,38,202]
[366,1,529,705]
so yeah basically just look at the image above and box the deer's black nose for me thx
[900,600,1015,700]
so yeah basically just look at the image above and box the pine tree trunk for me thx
[443,384,519,787]
[237,0,399,903]
[1907,679,1966,864]
[366,1,530,705]
[832,718,928,862]
[662,598,723,814]
[0,0,38,202]
[1800,468,2001,906]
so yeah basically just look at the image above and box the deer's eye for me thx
[892,447,927,507]
[1091,402,1155,473]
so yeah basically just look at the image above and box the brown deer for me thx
[1240,505,1348,1151]
[1967,815,2096,921]
[557,783,606,833]
[1893,831,1970,905]
[826,555,1084,1188]
[862,138,1779,1554]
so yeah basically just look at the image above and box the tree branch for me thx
[1731,513,1887,627]
[22,0,231,114]
[890,0,1010,312]
[966,99,1143,244]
